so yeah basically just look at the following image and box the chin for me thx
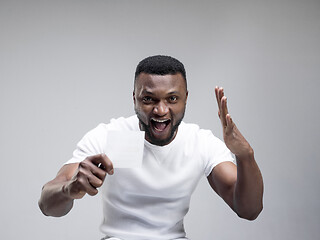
[148,136,173,146]
[148,124,179,146]
[135,111,183,146]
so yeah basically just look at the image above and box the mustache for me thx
[134,108,185,146]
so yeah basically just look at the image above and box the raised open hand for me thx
[215,86,253,159]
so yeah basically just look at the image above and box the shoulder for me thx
[92,115,139,132]
[81,115,139,140]
[179,121,218,142]
[179,121,200,136]
[108,115,139,131]
[178,121,230,157]
[179,122,234,176]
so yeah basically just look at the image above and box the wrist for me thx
[235,147,254,162]
[61,182,74,200]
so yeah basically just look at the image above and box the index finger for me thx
[215,87,228,126]
[220,95,229,127]
[215,86,222,110]
[88,154,114,175]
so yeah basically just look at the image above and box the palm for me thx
[215,87,252,158]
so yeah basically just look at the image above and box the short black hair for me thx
[134,55,187,88]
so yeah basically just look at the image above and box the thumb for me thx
[225,114,235,133]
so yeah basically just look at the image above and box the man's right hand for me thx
[63,154,114,199]
[39,153,113,217]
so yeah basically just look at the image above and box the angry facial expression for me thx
[133,73,188,146]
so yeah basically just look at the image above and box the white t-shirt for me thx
[66,115,235,240]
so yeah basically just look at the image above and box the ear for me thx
[133,91,136,104]
[185,90,189,104]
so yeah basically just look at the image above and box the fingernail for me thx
[108,169,114,175]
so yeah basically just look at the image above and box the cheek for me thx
[171,104,186,118]
[135,104,151,118]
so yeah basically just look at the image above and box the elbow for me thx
[38,196,73,217]
[38,199,68,217]
[38,197,56,217]
[236,203,263,221]
[38,199,49,216]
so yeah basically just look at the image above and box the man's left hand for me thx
[215,86,253,159]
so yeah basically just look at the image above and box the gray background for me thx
[0,0,319,239]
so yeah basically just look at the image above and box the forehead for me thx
[135,73,186,93]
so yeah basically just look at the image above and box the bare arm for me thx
[38,154,114,217]
[207,87,263,220]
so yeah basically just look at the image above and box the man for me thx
[39,55,263,240]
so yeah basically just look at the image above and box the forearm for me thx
[38,180,74,217]
[233,149,264,220]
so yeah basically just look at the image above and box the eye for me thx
[142,96,153,103]
[168,96,178,103]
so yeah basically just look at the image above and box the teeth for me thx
[151,118,169,123]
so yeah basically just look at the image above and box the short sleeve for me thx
[199,130,235,177]
[64,115,139,165]
[65,123,108,164]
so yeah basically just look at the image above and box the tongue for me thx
[154,122,167,131]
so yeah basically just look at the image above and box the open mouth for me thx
[150,118,171,132]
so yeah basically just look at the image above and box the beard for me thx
[135,110,185,146]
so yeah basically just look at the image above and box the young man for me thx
[39,55,263,240]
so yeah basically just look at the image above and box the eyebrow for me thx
[141,90,155,95]
[141,90,180,96]
[167,91,179,95]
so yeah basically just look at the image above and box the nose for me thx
[153,101,168,116]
